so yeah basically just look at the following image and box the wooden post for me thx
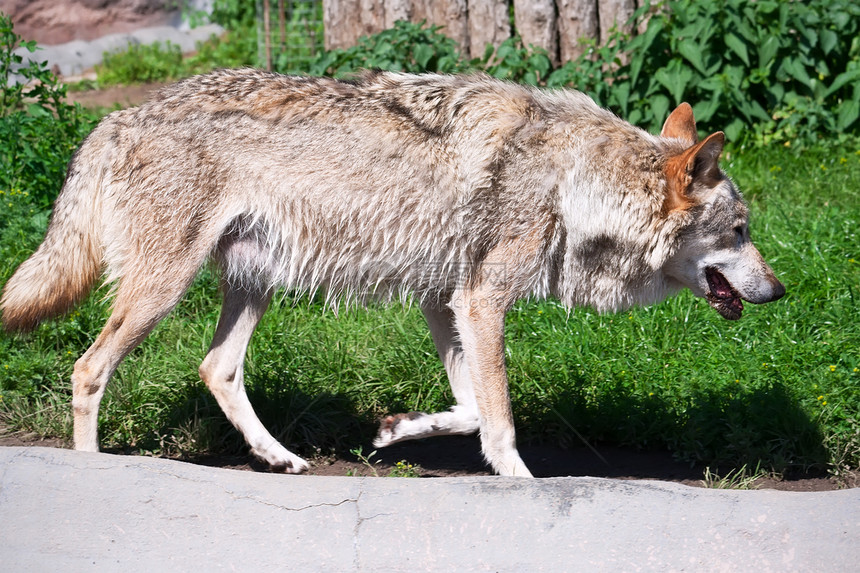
[598,0,636,44]
[383,0,413,28]
[412,0,469,52]
[468,0,511,60]
[323,0,363,50]
[278,0,286,53]
[556,0,599,63]
[263,0,272,70]
[514,0,558,65]
[359,0,385,37]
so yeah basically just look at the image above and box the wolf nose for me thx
[769,279,786,302]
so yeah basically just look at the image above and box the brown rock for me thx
[0,0,179,45]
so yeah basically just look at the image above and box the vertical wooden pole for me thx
[468,0,512,60]
[263,0,272,70]
[514,0,559,66]
[278,0,287,53]
[556,0,599,63]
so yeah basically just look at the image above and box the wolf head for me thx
[660,104,785,320]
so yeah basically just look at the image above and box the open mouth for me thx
[705,266,743,320]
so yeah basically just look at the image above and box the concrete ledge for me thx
[0,447,857,571]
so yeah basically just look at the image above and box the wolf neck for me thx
[549,134,680,313]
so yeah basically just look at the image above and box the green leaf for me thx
[832,11,851,30]
[825,69,860,98]
[678,39,707,74]
[629,54,645,88]
[747,99,772,123]
[655,64,694,104]
[768,82,785,103]
[724,65,745,90]
[820,29,838,56]
[650,94,670,126]
[784,58,814,90]
[692,96,721,124]
[614,82,631,115]
[836,100,859,131]
[413,44,433,69]
[723,117,745,142]
[725,33,750,66]
[757,1,779,14]
[757,36,779,69]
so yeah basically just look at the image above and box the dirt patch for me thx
[1,426,852,491]
[66,82,168,110]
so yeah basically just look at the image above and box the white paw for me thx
[252,443,309,474]
[495,457,533,477]
[372,412,422,448]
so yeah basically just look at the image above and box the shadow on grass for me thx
[544,380,830,478]
[112,368,832,482]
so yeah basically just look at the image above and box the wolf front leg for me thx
[449,287,533,478]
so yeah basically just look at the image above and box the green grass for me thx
[90,29,257,88]
[1,144,858,479]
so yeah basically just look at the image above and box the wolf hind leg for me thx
[72,277,193,452]
[199,283,308,473]
[373,299,481,448]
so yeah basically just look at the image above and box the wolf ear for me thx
[663,131,726,213]
[685,131,725,181]
[661,103,698,146]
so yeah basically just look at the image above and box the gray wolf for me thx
[1,69,785,476]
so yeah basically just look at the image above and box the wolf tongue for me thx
[715,281,733,299]
[710,270,733,299]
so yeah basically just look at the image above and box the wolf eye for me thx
[734,226,745,242]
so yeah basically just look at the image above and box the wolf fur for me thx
[1,69,784,476]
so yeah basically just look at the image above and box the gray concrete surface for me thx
[13,23,224,80]
[1,447,858,571]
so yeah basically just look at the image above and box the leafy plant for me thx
[0,12,95,210]
[184,29,257,72]
[95,32,256,88]
[479,36,553,86]
[701,462,765,489]
[306,20,468,77]
[96,41,186,85]
[201,0,258,68]
[548,0,860,146]
[388,459,421,478]
[348,446,381,476]
[271,1,325,72]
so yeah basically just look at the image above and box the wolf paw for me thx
[373,412,423,448]
[252,443,309,474]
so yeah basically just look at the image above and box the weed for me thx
[348,446,380,477]
[388,460,421,478]
[0,13,96,209]
[345,447,421,477]
[702,463,767,490]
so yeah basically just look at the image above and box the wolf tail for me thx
[1,141,106,333]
